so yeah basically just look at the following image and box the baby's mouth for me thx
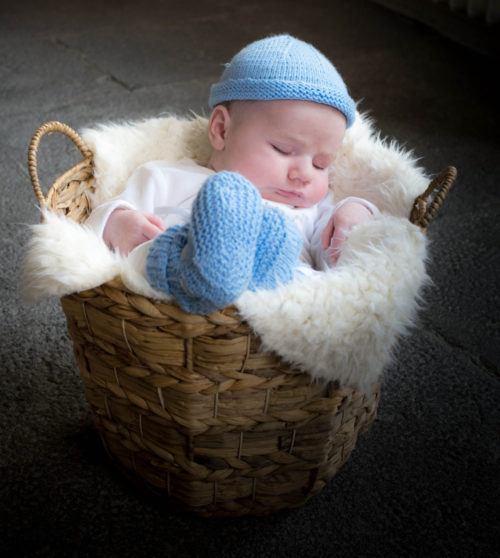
[277,189,303,200]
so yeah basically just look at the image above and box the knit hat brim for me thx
[209,78,356,128]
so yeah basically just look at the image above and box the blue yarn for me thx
[209,34,356,128]
[147,171,262,312]
[188,171,263,292]
[146,224,243,314]
[145,171,303,314]
[145,223,189,302]
[249,207,302,291]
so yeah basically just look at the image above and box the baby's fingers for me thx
[145,213,166,231]
[142,220,164,241]
[328,227,347,263]
[321,216,335,250]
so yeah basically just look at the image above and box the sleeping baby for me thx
[86,34,379,314]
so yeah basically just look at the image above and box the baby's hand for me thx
[321,201,373,263]
[103,208,165,255]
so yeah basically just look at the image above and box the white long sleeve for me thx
[85,158,213,237]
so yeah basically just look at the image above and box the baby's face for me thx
[209,99,346,208]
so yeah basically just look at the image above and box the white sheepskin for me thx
[22,211,122,303]
[237,217,428,393]
[23,113,430,390]
[81,115,213,206]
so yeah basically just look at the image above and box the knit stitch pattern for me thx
[250,208,302,291]
[145,223,187,296]
[209,34,356,128]
[145,171,303,313]
[146,172,263,312]
[189,171,263,289]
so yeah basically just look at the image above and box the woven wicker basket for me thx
[28,121,456,517]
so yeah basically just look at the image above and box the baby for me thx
[87,35,378,313]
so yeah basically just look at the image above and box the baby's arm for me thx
[85,162,168,254]
[103,208,165,255]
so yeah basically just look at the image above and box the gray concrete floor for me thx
[1,1,499,556]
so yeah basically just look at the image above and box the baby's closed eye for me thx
[271,143,292,155]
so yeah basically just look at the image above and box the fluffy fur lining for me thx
[23,113,430,390]
[237,217,428,393]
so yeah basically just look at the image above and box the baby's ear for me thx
[208,105,230,150]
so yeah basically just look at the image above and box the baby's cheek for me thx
[309,179,329,206]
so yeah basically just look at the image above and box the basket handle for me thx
[28,121,93,207]
[410,166,457,228]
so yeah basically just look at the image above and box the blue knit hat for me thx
[209,34,356,128]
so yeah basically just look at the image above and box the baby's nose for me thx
[288,162,311,185]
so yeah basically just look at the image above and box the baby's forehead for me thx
[231,99,345,141]
[231,98,341,117]
[226,99,262,116]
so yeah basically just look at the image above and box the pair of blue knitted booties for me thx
[145,171,302,313]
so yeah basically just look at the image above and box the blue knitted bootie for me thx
[146,171,263,313]
[145,222,190,301]
[249,207,303,291]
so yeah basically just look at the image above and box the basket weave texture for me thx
[28,121,455,517]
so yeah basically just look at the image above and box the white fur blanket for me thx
[23,113,429,392]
